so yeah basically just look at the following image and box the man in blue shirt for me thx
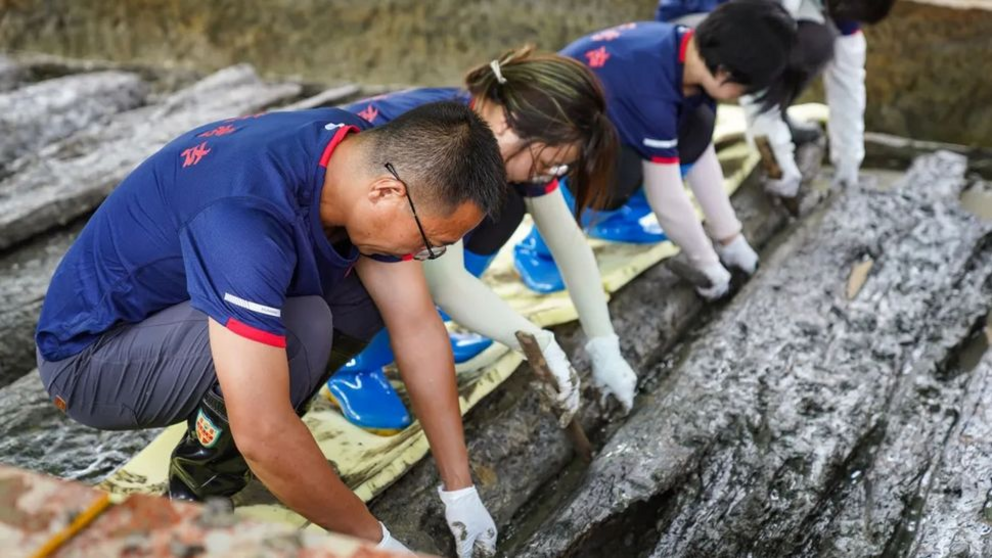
[36,102,505,553]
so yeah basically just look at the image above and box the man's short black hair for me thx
[363,101,505,218]
[695,0,797,107]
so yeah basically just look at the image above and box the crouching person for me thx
[35,101,506,555]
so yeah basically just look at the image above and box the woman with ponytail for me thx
[325,46,640,439]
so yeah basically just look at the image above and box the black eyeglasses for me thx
[384,163,446,261]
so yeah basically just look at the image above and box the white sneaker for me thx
[696,262,732,301]
[716,234,759,275]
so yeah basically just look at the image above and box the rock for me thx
[0,64,301,251]
[0,372,162,482]
[911,338,992,558]
[0,56,21,92]
[277,84,362,111]
[511,152,992,557]
[0,223,80,387]
[0,71,148,175]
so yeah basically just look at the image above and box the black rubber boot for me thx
[295,328,370,416]
[168,384,251,502]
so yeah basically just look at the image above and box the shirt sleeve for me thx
[619,96,682,164]
[180,201,297,348]
[513,177,561,198]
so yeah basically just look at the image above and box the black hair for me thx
[828,0,898,24]
[364,101,506,218]
[695,0,798,110]
[465,46,618,219]
[766,20,838,112]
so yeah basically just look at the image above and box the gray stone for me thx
[0,71,148,174]
[0,371,161,482]
[0,223,80,388]
[0,56,21,92]
[0,64,301,250]
[276,84,362,111]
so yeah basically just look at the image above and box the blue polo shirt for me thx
[36,108,371,361]
[561,22,716,165]
[655,0,861,34]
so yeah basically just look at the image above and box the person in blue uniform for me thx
[35,102,506,555]
[516,0,797,300]
[655,0,897,198]
[327,47,640,435]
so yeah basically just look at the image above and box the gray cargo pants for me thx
[36,274,385,430]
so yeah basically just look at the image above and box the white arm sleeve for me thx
[824,31,867,185]
[423,241,540,351]
[740,94,802,182]
[526,187,615,339]
[642,160,721,269]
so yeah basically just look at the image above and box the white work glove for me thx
[376,522,415,554]
[715,234,759,275]
[764,170,802,199]
[585,334,637,413]
[696,261,732,301]
[533,330,581,427]
[438,485,498,558]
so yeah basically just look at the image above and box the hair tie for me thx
[489,60,508,85]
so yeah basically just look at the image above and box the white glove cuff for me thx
[585,334,620,360]
[438,484,478,505]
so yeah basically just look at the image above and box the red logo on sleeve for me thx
[181,142,212,168]
[585,47,611,68]
[197,124,238,138]
[357,104,380,123]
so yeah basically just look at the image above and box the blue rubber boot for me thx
[513,226,566,294]
[324,247,499,433]
[586,189,668,244]
[463,249,498,279]
[323,367,412,436]
[322,329,411,435]
[587,163,691,243]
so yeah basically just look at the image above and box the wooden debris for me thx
[516,331,593,463]
[846,257,874,299]
[277,84,362,111]
[0,71,148,173]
